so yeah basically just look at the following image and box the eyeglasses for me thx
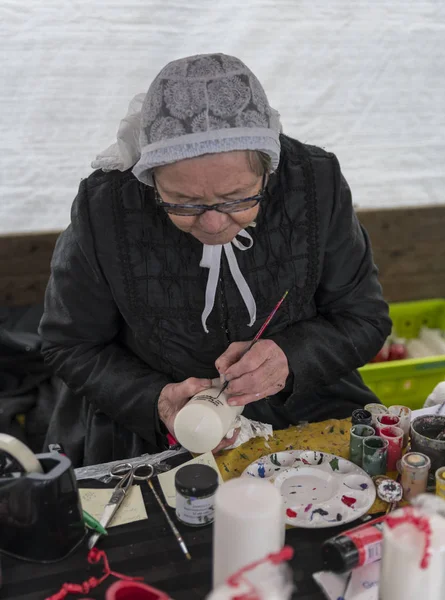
[154,174,266,216]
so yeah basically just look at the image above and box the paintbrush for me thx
[216,290,289,399]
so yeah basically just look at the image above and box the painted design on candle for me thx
[341,495,357,508]
[286,508,297,518]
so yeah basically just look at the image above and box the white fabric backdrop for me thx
[1,0,444,233]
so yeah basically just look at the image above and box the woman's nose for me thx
[198,210,229,233]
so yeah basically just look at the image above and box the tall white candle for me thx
[212,478,284,589]
[380,508,445,600]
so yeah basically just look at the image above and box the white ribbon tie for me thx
[199,229,257,333]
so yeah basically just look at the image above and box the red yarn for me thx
[385,508,432,569]
[45,548,143,600]
[225,546,294,599]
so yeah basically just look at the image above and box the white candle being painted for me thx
[380,508,445,600]
[212,477,285,589]
[174,379,243,454]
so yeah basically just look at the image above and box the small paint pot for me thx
[436,466,445,500]
[410,416,445,474]
[349,424,375,467]
[401,452,431,501]
[351,409,373,427]
[175,464,219,527]
[105,580,172,600]
[362,436,389,476]
[387,405,412,447]
[364,403,388,427]
[375,414,401,436]
[379,426,404,472]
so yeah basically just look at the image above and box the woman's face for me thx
[154,151,262,246]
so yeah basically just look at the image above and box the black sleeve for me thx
[39,178,171,444]
[269,155,392,397]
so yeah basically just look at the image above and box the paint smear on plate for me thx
[286,508,297,518]
[327,513,343,523]
[258,464,266,478]
[329,457,340,471]
[304,503,313,513]
[270,454,281,466]
[310,508,329,521]
[341,495,357,508]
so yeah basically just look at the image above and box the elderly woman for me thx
[40,53,391,467]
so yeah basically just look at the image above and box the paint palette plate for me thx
[241,450,376,528]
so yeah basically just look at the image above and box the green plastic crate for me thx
[359,299,445,410]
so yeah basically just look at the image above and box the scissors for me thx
[107,462,191,559]
[87,463,135,549]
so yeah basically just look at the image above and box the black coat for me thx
[39,135,391,467]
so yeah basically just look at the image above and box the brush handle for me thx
[217,290,289,398]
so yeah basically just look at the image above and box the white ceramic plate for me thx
[241,450,376,528]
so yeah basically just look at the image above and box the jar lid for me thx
[175,464,219,497]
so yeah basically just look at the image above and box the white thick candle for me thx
[380,511,445,600]
[174,379,243,454]
[212,477,284,589]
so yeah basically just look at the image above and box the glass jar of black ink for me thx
[175,464,219,527]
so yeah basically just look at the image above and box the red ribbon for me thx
[226,546,294,600]
[385,507,432,569]
[45,547,143,600]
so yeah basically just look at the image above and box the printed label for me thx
[343,517,385,567]
[364,540,383,565]
[176,494,214,526]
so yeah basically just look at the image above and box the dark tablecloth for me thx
[0,463,363,600]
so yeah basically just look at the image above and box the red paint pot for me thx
[379,426,404,471]
[376,414,401,436]
[105,581,172,600]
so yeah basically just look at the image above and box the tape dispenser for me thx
[0,434,85,562]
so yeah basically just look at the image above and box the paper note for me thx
[158,452,223,508]
[80,485,148,527]
[313,561,380,600]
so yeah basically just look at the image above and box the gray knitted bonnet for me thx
[132,53,281,185]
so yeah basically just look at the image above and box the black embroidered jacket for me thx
[39,136,391,466]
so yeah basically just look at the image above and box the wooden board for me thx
[358,205,445,302]
[0,231,60,306]
[1,205,445,306]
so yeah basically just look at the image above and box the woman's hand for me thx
[158,377,240,454]
[158,377,212,437]
[215,339,289,406]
